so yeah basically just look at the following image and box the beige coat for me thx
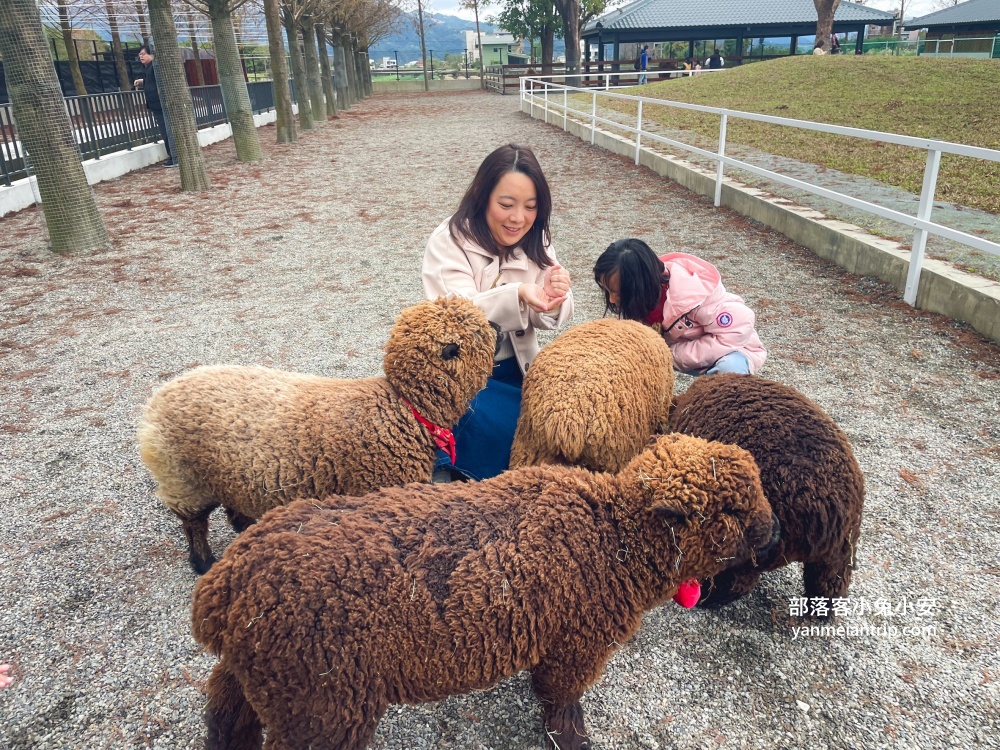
[423,218,574,374]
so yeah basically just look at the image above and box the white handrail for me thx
[519,75,1000,307]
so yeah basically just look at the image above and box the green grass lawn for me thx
[609,56,1000,214]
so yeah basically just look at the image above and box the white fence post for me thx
[544,84,549,123]
[714,113,728,207]
[635,99,643,165]
[903,148,942,306]
[563,88,568,130]
[591,90,597,145]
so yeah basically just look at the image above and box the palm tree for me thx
[0,0,110,253]
[148,0,211,190]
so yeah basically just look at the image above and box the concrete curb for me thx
[523,98,1000,347]
[0,109,280,218]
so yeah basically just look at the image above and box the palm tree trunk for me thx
[299,15,326,121]
[263,0,295,141]
[282,9,313,129]
[187,16,205,87]
[0,0,109,253]
[315,23,337,117]
[207,0,263,161]
[148,0,211,191]
[59,6,88,96]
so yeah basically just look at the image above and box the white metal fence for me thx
[520,74,1000,306]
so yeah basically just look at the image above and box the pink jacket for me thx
[422,218,574,374]
[656,253,766,374]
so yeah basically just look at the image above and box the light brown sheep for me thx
[192,433,777,750]
[509,318,674,473]
[138,297,496,573]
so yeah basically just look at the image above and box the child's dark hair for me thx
[593,238,665,321]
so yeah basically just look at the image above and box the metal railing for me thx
[520,73,1000,307]
[0,76,337,187]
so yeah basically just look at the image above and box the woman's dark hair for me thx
[593,238,665,321]
[449,143,554,267]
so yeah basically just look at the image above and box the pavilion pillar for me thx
[856,26,866,54]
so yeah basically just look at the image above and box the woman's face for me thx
[486,172,537,248]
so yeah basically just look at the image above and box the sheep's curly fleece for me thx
[510,318,674,473]
[667,374,865,608]
[138,296,496,573]
[191,433,776,750]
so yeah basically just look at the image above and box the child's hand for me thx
[0,664,12,689]
[542,264,571,299]
[519,283,566,313]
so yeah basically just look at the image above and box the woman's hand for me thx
[542,264,571,299]
[519,283,565,313]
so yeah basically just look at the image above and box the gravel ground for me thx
[1,90,999,750]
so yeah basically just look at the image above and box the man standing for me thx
[708,48,724,69]
[133,46,176,166]
[639,45,649,84]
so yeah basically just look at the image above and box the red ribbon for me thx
[402,398,457,465]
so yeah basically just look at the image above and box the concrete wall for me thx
[0,109,281,218]
[373,78,482,94]
[522,97,1000,346]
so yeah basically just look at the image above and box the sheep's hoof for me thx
[190,552,217,575]
[543,701,591,750]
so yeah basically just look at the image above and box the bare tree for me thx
[96,0,134,91]
[0,0,110,253]
[301,14,328,119]
[182,0,264,160]
[414,0,429,91]
[39,0,93,95]
[315,22,338,117]
[282,0,315,129]
[263,0,297,141]
[932,0,961,9]
[552,0,580,73]
[148,0,212,190]
[186,14,205,86]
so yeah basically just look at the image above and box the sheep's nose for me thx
[441,343,460,360]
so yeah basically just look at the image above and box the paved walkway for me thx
[0,91,998,750]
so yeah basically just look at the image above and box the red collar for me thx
[401,398,456,465]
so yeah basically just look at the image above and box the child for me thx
[593,238,766,376]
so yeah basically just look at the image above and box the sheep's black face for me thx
[441,343,460,361]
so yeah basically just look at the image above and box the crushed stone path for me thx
[0,90,998,750]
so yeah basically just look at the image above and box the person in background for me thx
[593,238,766,376]
[707,49,724,69]
[830,34,842,54]
[813,39,828,55]
[639,45,649,84]
[422,143,574,480]
[133,46,176,167]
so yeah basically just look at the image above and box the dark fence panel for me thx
[190,85,227,128]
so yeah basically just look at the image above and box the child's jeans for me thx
[679,351,752,377]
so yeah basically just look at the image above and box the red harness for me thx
[402,398,456,465]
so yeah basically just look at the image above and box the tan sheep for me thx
[138,297,496,573]
[510,318,674,473]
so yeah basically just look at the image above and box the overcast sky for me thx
[429,0,945,24]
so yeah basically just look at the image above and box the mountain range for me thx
[369,11,565,65]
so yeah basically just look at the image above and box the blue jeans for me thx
[638,72,648,84]
[678,351,752,377]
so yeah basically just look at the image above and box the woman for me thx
[423,143,573,480]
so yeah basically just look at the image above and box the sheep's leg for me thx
[204,663,262,750]
[224,507,256,533]
[176,506,217,574]
[696,565,763,608]
[531,658,596,750]
[803,559,852,606]
[263,697,386,750]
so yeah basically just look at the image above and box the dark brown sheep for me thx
[191,433,777,750]
[510,318,674,473]
[138,297,497,573]
[667,374,865,610]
